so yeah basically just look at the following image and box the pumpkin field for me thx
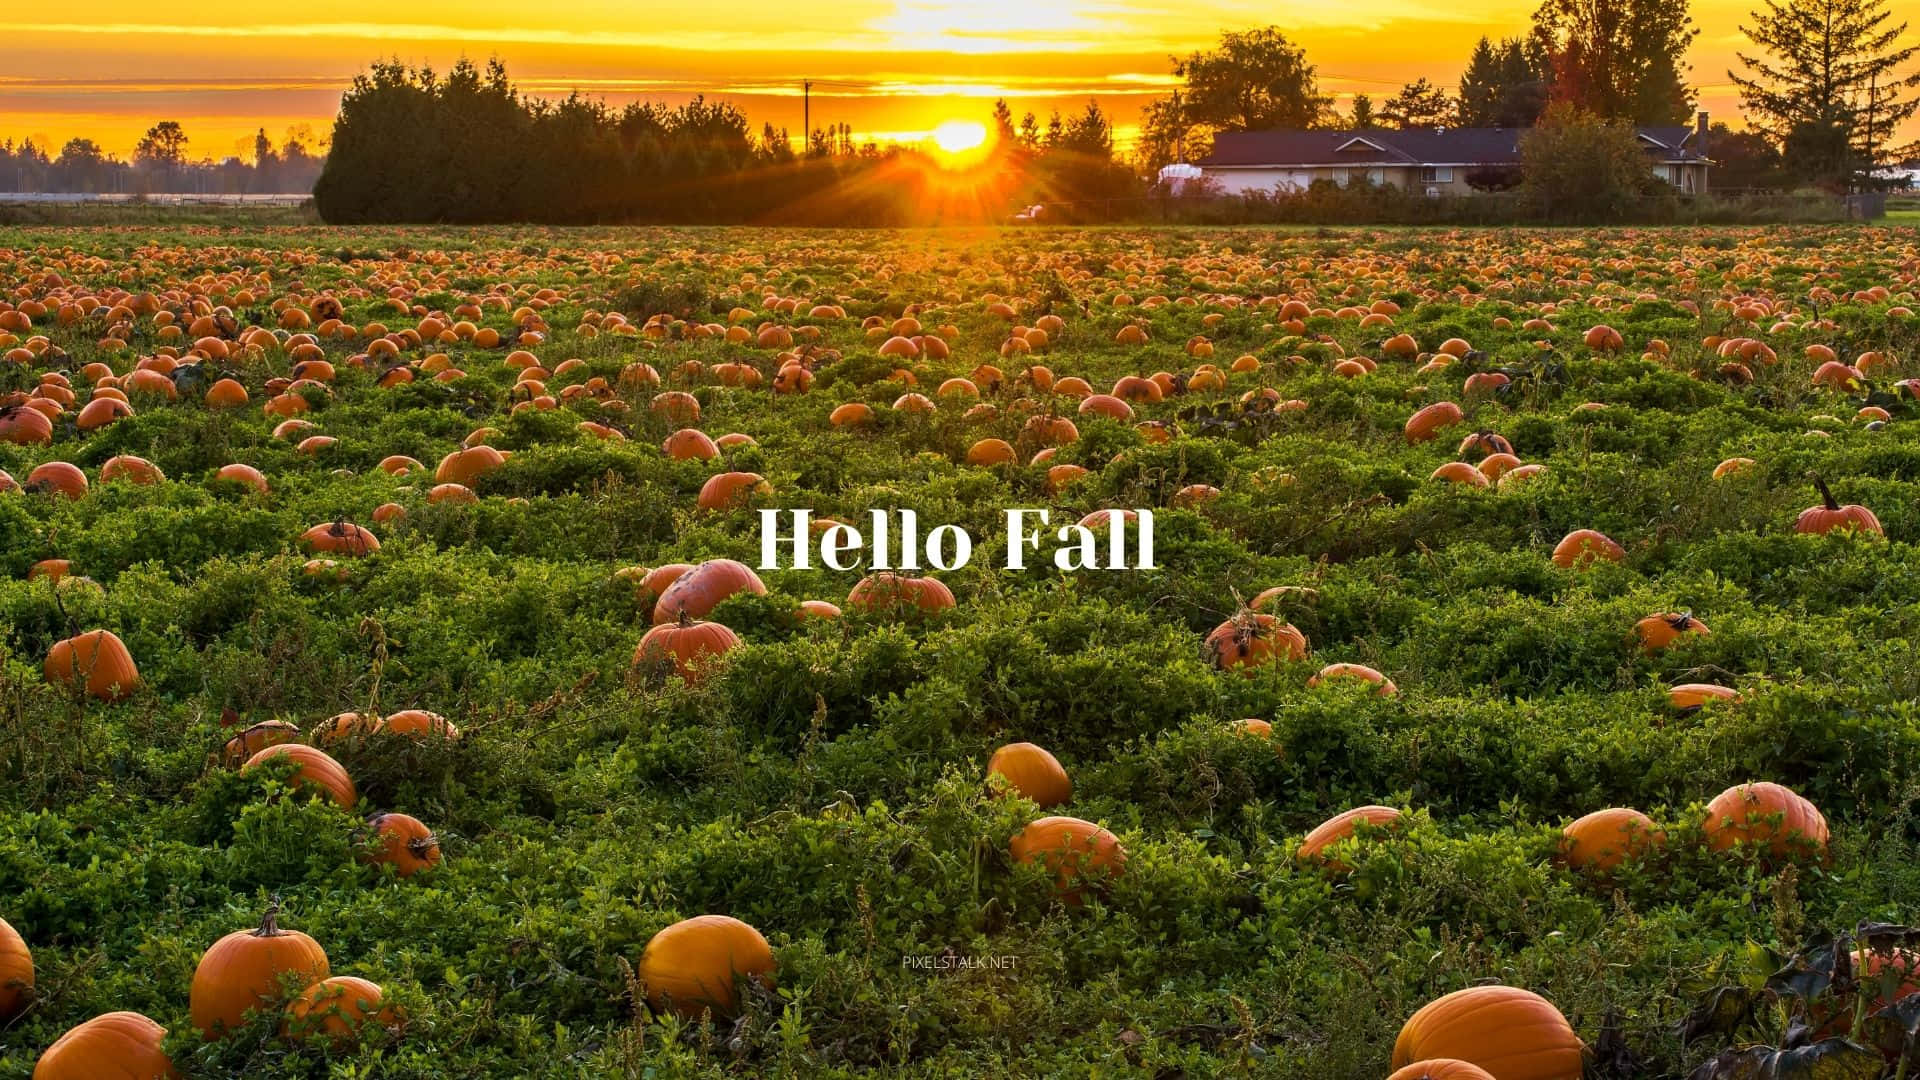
[4,223,1920,1079]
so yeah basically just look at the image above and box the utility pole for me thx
[1863,71,1877,193]
[803,80,811,154]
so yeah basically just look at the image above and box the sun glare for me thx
[931,119,988,157]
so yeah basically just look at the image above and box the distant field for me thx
[2,225,1919,1078]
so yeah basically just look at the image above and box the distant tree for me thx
[1135,92,1193,168]
[1381,79,1457,128]
[1459,36,1553,126]
[1532,0,1696,124]
[1349,94,1379,129]
[1520,102,1665,217]
[52,138,112,192]
[134,121,189,169]
[1704,122,1787,188]
[1018,112,1040,150]
[1055,101,1115,158]
[1171,26,1331,133]
[1730,0,1919,188]
[1029,100,1138,208]
[990,99,1017,146]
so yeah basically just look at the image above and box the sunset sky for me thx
[3,0,1916,162]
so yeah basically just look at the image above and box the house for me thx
[1190,112,1712,196]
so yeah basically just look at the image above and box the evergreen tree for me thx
[1349,94,1378,129]
[1730,0,1919,186]
[1459,35,1554,126]
[1381,79,1457,128]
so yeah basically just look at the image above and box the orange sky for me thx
[2,0,1915,162]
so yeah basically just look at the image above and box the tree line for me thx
[310,58,1135,224]
[1135,0,1916,192]
[9,0,1911,216]
[0,124,324,195]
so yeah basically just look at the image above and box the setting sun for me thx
[931,119,988,157]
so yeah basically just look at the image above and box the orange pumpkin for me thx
[434,445,507,487]
[1204,611,1307,673]
[283,976,401,1044]
[0,403,54,445]
[634,615,741,684]
[638,915,776,1020]
[222,720,299,767]
[1391,986,1583,1080]
[34,1011,177,1079]
[378,455,426,476]
[214,463,269,494]
[190,903,331,1039]
[1405,401,1464,443]
[640,563,695,601]
[1583,324,1624,350]
[696,471,769,511]
[796,599,842,620]
[1227,717,1277,741]
[29,559,71,582]
[363,812,442,878]
[1703,781,1828,860]
[310,710,381,744]
[300,521,380,557]
[1388,1062,1497,1080]
[1430,462,1490,487]
[242,744,357,808]
[1298,805,1403,868]
[987,743,1072,807]
[381,709,458,740]
[1795,476,1883,536]
[1077,393,1135,421]
[663,428,719,460]
[1550,529,1623,568]
[1560,807,1662,875]
[25,462,88,500]
[75,396,134,431]
[0,915,31,1022]
[44,629,140,701]
[1634,612,1708,653]
[1668,683,1740,711]
[205,378,250,408]
[846,572,956,615]
[100,455,165,485]
[652,559,766,624]
[1009,816,1126,904]
[1307,662,1397,695]
[965,438,1017,466]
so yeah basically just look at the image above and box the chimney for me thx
[1696,111,1708,150]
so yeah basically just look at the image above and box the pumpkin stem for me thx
[1669,611,1693,629]
[256,895,285,938]
[408,835,439,858]
[1810,472,1840,511]
[676,608,693,629]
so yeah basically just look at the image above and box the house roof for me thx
[1196,125,1709,168]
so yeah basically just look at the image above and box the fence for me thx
[0,193,312,208]
[1011,187,1883,227]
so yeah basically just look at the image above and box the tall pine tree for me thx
[1730,0,1919,186]
[1459,36,1553,127]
